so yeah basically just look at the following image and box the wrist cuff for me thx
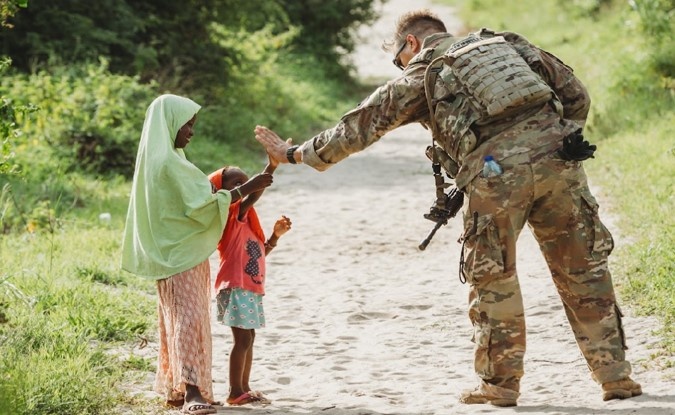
[286,145,300,164]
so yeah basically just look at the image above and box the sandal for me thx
[248,390,272,404]
[181,402,217,414]
[227,392,264,406]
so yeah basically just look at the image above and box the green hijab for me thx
[121,94,231,279]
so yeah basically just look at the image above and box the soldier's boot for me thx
[459,382,519,407]
[602,377,642,401]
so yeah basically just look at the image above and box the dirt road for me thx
[203,1,674,413]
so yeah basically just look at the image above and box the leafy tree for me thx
[1,1,32,176]
[0,0,378,89]
[630,0,674,77]
[0,0,27,27]
[277,0,377,75]
[2,61,157,177]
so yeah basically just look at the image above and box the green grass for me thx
[1,175,167,413]
[443,0,674,357]
[590,116,675,356]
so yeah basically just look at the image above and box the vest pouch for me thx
[433,97,479,162]
[446,36,553,119]
[432,64,482,163]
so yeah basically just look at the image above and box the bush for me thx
[188,26,367,175]
[1,60,158,177]
[0,57,37,176]
[630,0,675,77]
[277,0,378,77]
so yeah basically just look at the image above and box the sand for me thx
[154,1,674,414]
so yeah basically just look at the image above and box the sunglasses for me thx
[392,41,407,70]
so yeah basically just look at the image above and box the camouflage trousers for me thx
[460,151,632,396]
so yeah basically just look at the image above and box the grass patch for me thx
[589,116,674,355]
[0,178,159,413]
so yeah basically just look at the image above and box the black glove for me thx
[557,128,596,161]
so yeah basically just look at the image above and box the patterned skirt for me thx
[154,260,214,403]
[216,287,266,329]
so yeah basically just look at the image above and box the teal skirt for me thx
[216,287,265,329]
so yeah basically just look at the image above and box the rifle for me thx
[418,186,464,250]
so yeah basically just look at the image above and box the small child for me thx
[208,158,291,406]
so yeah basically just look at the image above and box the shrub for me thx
[1,60,157,177]
[630,0,675,77]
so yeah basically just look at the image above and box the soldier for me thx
[254,9,641,407]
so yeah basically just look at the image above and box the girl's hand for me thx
[266,137,293,170]
[265,138,293,175]
[273,215,292,237]
[239,173,273,196]
[267,152,279,169]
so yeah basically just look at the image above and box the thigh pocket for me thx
[580,190,615,258]
[460,213,504,285]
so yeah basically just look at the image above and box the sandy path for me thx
[202,1,674,414]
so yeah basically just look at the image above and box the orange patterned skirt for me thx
[154,259,214,403]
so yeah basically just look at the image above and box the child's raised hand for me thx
[266,138,293,171]
[240,173,273,196]
[273,215,292,238]
[267,152,279,170]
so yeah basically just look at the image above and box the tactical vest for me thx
[414,30,554,165]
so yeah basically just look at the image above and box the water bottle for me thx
[482,155,503,177]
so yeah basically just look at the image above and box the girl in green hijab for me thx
[122,94,272,414]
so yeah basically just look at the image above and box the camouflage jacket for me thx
[298,29,590,189]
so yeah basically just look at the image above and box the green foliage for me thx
[276,0,377,76]
[596,60,673,135]
[186,24,365,175]
[0,162,129,235]
[556,0,613,17]
[0,57,38,176]
[1,60,157,177]
[0,0,378,91]
[0,0,27,28]
[122,354,154,372]
[631,0,674,39]
[630,0,675,77]
[76,265,128,286]
[0,0,220,86]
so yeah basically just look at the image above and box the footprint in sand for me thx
[347,312,399,323]
[398,304,433,310]
[275,376,291,385]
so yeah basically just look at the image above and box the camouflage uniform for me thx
[297,29,632,398]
